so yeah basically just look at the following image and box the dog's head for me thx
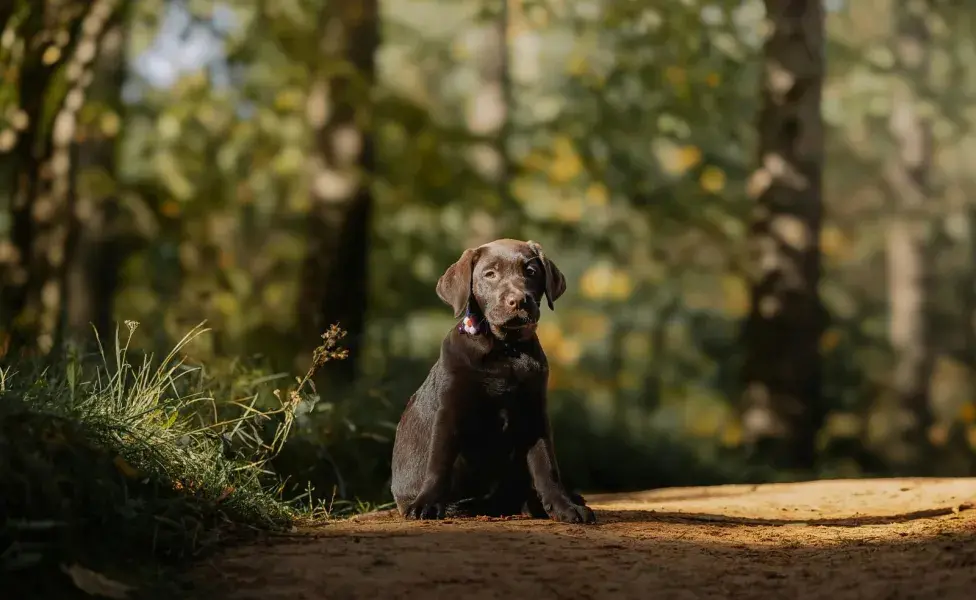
[436,239,566,341]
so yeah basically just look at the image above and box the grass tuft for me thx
[0,321,348,597]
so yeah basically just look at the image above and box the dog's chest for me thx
[481,349,546,396]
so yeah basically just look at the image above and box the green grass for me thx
[0,321,349,597]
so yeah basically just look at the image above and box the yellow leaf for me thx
[819,328,842,353]
[672,145,702,174]
[214,291,238,317]
[608,271,634,300]
[42,46,61,65]
[689,411,721,438]
[823,412,861,438]
[580,263,631,301]
[700,166,726,193]
[722,275,750,318]
[585,182,609,206]
[521,149,548,172]
[960,403,976,424]
[61,564,134,599]
[549,136,582,183]
[705,72,721,87]
[536,321,564,349]
[100,112,121,137]
[566,53,588,76]
[721,421,743,447]
[573,312,610,340]
[820,225,847,259]
[617,371,639,390]
[622,331,650,360]
[554,197,583,222]
[273,89,303,112]
[511,176,534,203]
[113,455,140,479]
[579,263,614,300]
[553,338,581,365]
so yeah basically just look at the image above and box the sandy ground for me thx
[189,478,976,600]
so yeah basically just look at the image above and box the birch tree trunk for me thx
[879,0,935,470]
[0,0,120,355]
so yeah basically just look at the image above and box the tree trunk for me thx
[466,2,509,189]
[298,0,378,383]
[740,0,826,472]
[879,0,935,471]
[0,0,120,355]
[463,0,512,244]
[63,8,128,347]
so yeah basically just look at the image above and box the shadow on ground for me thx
[181,478,976,600]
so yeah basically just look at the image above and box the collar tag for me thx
[458,310,483,335]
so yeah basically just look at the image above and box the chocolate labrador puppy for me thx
[390,239,596,524]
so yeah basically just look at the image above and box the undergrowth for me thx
[0,321,348,597]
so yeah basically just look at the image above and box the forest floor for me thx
[187,478,976,600]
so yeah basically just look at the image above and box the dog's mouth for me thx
[499,317,537,332]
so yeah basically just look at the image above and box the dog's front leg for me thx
[526,416,596,524]
[404,404,460,520]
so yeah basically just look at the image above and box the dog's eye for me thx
[484,270,497,279]
[525,265,537,276]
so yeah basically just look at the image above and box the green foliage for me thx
[4,3,976,591]
[0,322,349,595]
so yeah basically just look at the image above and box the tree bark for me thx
[463,0,512,244]
[740,0,826,472]
[466,2,509,191]
[1,0,120,355]
[298,0,378,382]
[63,8,127,346]
[879,0,935,471]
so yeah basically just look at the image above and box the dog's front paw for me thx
[404,491,447,520]
[550,499,596,524]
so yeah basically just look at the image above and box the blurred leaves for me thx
[3,0,976,503]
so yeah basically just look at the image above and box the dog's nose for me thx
[504,291,524,310]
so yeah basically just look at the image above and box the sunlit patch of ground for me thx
[188,478,976,600]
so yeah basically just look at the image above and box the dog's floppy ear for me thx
[436,247,479,318]
[527,240,566,311]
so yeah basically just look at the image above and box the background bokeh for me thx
[3,0,976,509]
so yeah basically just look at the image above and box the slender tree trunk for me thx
[64,8,127,346]
[298,0,378,382]
[0,0,120,355]
[466,1,509,192]
[1,2,65,350]
[740,0,826,472]
[880,0,935,471]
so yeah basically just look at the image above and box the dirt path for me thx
[190,478,976,599]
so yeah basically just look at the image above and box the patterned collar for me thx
[458,309,489,336]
